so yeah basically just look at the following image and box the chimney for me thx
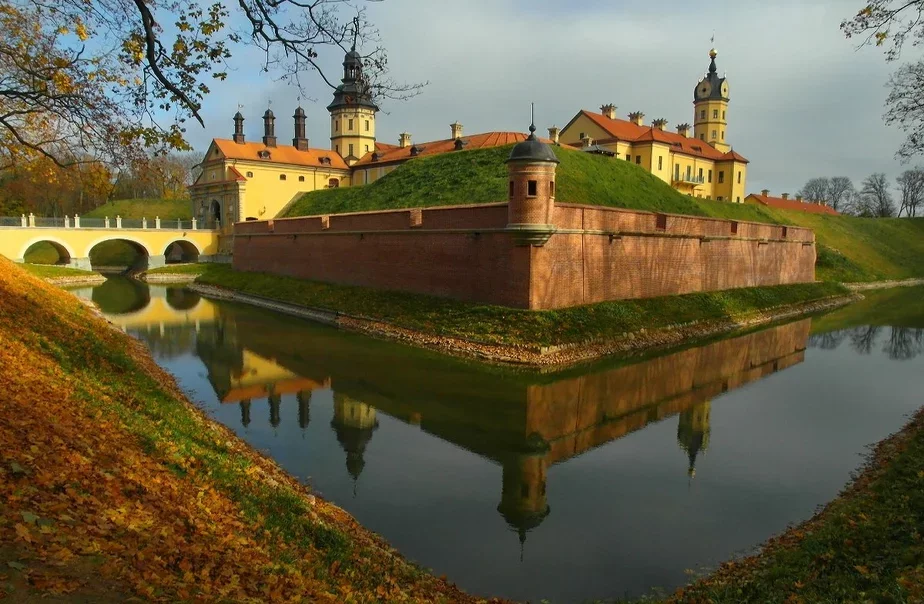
[600,104,617,120]
[450,122,463,140]
[581,135,594,149]
[781,193,790,200]
[651,118,668,131]
[262,109,276,147]
[398,132,412,149]
[292,107,309,151]
[676,123,692,138]
[761,189,770,196]
[232,111,245,144]
[796,194,803,202]
[628,111,645,126]
[547,126,560,144]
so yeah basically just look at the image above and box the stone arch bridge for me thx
[0,215,221,271]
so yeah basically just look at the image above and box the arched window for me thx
[280,174,287,181]
[298,175,305,182]
[246,171,253,178]
[328,178,340,188]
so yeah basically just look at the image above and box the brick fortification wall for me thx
[232,202,816,310]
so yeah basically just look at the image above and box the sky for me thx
[188,0,916,196]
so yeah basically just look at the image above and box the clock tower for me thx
[693,48,730,153]
[328,44,378,165]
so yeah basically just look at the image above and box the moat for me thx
[70,277,924,603]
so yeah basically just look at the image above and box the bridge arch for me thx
[163,239,200,263]
[19,237,77,264]
[85,236,153,272]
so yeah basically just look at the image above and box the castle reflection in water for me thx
[157,297,810,546]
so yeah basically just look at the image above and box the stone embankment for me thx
[844,278,924,291]
[189,283,858,367]
[142,273,200,283]
[43,275,108,286]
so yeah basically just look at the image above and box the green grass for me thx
[196,264,847,348]
[18,263,102,278]
[146,263,209,275]
[83,198,192,220]
[284,144,924,283]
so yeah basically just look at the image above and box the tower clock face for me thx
[698,81,712,98]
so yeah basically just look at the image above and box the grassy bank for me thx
[83,198,192,219]
[195,264,847,349]
[284,144,924,283]
[18,263,103,279]
[0,256,491,602]
[146,263,209,275]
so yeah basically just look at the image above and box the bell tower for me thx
[328,43,378,165]
[693,48,730,153]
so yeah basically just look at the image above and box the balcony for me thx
[672,174,706,189]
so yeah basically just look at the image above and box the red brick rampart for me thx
[232,202,816,310]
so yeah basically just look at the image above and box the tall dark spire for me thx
[233,111,245,144]
[262,108,276,147]
[293,106,308,151]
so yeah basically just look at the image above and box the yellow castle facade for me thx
[190,46,750,244]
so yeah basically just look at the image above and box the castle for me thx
[189,46,750,240]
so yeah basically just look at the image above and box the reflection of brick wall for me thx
[233,202,816,310]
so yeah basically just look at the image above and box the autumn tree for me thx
[896,167,924,216]
[856,173,896,217]
[843,2,924,159]
[828,176,856,213]
[0,0,419,168]
[798,177,830,203]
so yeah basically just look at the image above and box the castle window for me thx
[635,155,641,164]
[625,154,630,161]
[731,221,738,234]
[718,171,725,183]
[298,175,305,182]
[721,131,725,140]
[736,196,741,203]
[674,164,680,180]
[335,144,339,154]
[737,171,741,184]
[335,120,338,132]
[328,178,340,188]
[698,167,703,181]
[246,171,253,178]
[349,143,354,157]
[708,169,713,183]
[700,110,706,119]
[348,119,354,130]
[527,180,538,197]
[723,111,726,119]
[658,156,663,170]
[365,120,370,131]
[700,134,705,141]
[711,129,717,139]
[656,214,667,230]
[713,109,719,119]
[279,174,286,180]
[365,144,370,153]
[579,132,585,140]
[509,180,514,198]
[550,180,555,197]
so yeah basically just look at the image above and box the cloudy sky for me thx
[189,0,916,196]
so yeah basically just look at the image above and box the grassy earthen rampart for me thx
[0,256,496,603]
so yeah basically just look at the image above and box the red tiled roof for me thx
[572,110,749,163]
[374,141,399,152]
[228,165,247,182]
[212,139,349,171]
[746,194,840,215]
[354,131,548,167]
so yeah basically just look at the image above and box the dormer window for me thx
[454,138,465,150]
[319,157,331,166]
[410,145,421,156]
[258,150,271,159]
[371,152,379,162]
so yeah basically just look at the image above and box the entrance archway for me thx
[209,200,222,229]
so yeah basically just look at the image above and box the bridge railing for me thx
[0,214,213,231]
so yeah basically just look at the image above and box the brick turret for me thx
[506,120,559,246]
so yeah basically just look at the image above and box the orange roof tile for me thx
[212,138,349,171]
[747,194,840,215]
[571,110,749,163]
[354,131,549,167]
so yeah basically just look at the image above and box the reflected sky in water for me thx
[72,279,924,603]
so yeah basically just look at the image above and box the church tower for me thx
[693,48,730,153]
[328,45,378,166]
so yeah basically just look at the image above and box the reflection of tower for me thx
[497,452,550,561]
[331,393,378,494]
[677,401,711,478]
[269,393,281,429]
[240,400,251,428]
[297,391,311,430]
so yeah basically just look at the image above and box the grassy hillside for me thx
[284,144,778,223]
[84,198,192,219]
[284,144,924,283]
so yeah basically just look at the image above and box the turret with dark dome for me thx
[505,118,559,246]
[693,47,731,152]
[328,44,379,165]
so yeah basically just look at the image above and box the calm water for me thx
[70,278,924,603]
